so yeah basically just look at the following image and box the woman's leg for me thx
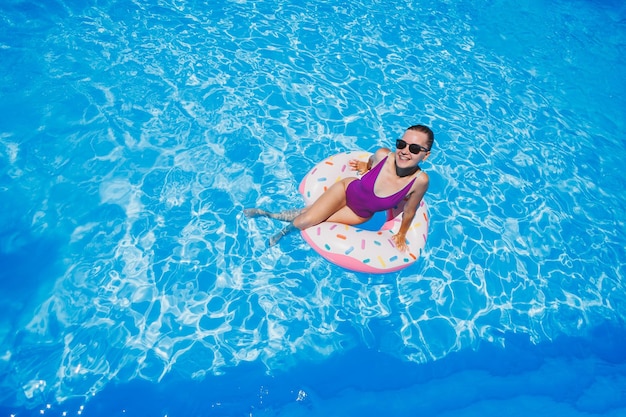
[245,178,354,226]
[268,178,365,246]
[243,208,306,222]
[292,178,355,230]
[250,177,367,247]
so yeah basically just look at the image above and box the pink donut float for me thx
[298,151,429,274]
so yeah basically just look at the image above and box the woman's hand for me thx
[391,233,408,252]
[349,159,369,174]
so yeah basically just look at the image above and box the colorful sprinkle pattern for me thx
[298,151,429,274]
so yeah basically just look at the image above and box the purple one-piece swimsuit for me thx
[345,155,418,218]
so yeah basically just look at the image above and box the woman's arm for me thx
[349,148,390,173]
[391,173,429,251]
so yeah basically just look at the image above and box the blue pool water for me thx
[1,0,625,415]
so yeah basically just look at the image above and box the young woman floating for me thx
[245,124,434,251]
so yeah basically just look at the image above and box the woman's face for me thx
[395,129,430,168]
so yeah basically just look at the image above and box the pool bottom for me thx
[3,321,625,417]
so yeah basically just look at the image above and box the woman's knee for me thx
[293,213,309,230]
[294,177,355,229]
[293,210,320,230]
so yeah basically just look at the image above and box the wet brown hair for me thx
[408,124,434,151]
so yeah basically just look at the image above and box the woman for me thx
[245,124,434,250]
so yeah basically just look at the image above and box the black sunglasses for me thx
[396,139,429,155]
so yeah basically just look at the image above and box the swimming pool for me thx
[1,0,625,415]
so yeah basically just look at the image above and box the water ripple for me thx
[0,0,625,409]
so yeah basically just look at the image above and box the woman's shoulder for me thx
[413,169,429,189]
[373,147,391,159]
[367,148,391,168]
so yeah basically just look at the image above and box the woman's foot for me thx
[268,223,296,247]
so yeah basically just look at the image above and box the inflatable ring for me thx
[298,151,429,274]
